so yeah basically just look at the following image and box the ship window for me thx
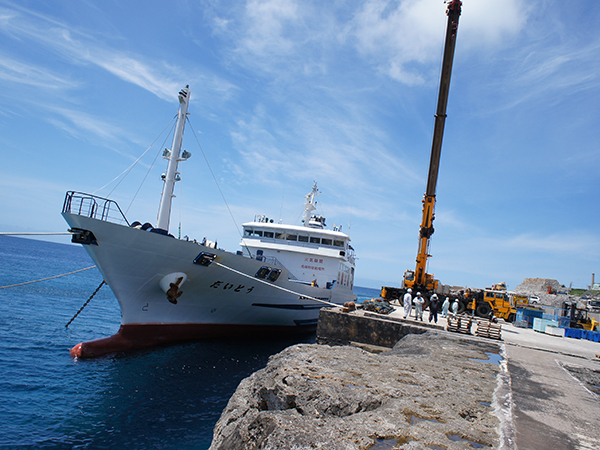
[333,240,344,247]
[264,231,274,238]
[309,237,320,244]
[286,234,297,241]
[298,235,308,242]
[254,230,263,237]
[275,232,285,239]
[244,228,252,236]
[322,238,332,246]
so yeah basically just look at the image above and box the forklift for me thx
[563,301,599,331]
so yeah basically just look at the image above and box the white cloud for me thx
[242,0,300,56]
[45,106,126,144]
[458,0,528,48]
[0,5,189,101]
[0,54,76,89]
[348,0,528,83]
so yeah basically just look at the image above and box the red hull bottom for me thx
[70,323,317,358]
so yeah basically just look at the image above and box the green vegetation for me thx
[570,289,600,297]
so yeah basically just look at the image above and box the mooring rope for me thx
[65,280,106,328]
[0,232,73,236]
[0,266,97,289]
[214,261,339,308]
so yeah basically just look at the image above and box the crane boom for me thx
[380,1,462,301]
[426,0,461,198]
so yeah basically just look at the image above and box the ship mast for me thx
[302,183,321,227]
[156,86,190,232]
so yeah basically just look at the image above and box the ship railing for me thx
[62,191,130,226]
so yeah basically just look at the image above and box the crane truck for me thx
[382,0,462,301]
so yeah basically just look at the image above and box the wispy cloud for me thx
[0,54,77,89]
[0,4,190,101]
[44,106,127,146]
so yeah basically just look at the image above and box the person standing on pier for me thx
[414,292,425,321]
[451,299,459,314]
[441,296,450,318]
[429,294,440,323]
[403,288,413,319]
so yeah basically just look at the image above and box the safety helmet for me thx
[416,292,421,296]
[407,288,412,293]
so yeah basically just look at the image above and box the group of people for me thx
[401,289,459,323]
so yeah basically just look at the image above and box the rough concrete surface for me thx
[209,309,600,449]
[209,331,506,450]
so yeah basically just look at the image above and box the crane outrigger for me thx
[382,0,462,300]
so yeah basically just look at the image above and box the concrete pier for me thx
[316,306,443,348]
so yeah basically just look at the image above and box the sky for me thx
[0,0,598,291]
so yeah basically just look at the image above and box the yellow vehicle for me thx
[492,282,507,291]
[460,289,516,321]
[511,294,532,308]
[564,302,599,331]
[402,267,438,293]
[485,290,511,320]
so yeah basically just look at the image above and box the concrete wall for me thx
[316,307,427,348]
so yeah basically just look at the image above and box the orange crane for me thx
[382,0,462,300]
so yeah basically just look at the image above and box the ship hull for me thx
[63,213,354,357]
[69,323,318,358]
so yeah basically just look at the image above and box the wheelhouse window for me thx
[264,231,274,238]
[309,237,320,244]
[298,235,309,242]
[275,232,285,239]
[286,234,298,241]
[322,238,332,246]
[244,228,252,236]
[333,240,344,247]
[254,230,263,237]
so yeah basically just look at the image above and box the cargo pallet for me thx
[446,314,502,340]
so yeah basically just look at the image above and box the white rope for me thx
[0,266,97,289]
[214,261,339,307]
[0,232,72,236]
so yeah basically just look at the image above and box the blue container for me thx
[516,308,544,327]
[565,328,582,339]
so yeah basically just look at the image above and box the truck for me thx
[457,288,532,322]
[381,0,462,301]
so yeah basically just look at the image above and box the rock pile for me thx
[514,278,567,308]
[209,331,506,450]
[514,278,563,295]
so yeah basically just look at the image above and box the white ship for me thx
[63,86,356,358]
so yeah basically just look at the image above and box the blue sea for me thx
[0,236,380,449]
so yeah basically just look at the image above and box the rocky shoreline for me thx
[209,330,511,449]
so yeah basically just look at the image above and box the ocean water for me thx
[0,236,377,449]
[354,285,381,303]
